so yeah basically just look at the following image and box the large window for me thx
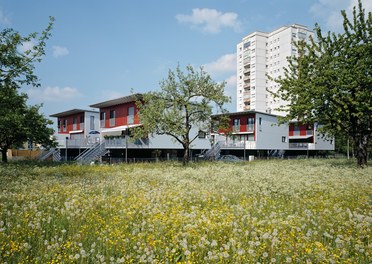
[63,119,67,132]
[90,116,95,130]
[233,118,240,132]
[127,106,134,124]
[109,110,116,127]
[73,117,77,130]
[247,117,255,131]
[100,112,105,128]
[80,115,84,130]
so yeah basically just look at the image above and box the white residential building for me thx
[236,24,313,116]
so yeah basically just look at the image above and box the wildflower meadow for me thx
[0,159,371,263]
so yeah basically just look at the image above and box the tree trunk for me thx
[1,148,8,163]
[182,146,190,166]
[354,134,368,168]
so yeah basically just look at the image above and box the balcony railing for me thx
[57,138,100,148]
[105,137,149,148]
[289,143,315,149]
[221,141,256,149]
[290,130,313,137]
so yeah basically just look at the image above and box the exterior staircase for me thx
[74,140,108,164]
[202,141,222,160]
[38,148,61,161]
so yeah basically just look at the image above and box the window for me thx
[58,120,61,132]
[258,117,262,131]
[63,119,67,132]
[233,118,240,132]
[294,125,300,136]
[198,131,206,139]
[109,110,116,127]
[100,112,106,128]
[90,116,95,130]
[247,117,255,131]
[127,106,134,124]
[282,136,287,143]
[80,115,84,128]
[73,117,77,130]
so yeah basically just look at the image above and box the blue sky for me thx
[1,0,371,119]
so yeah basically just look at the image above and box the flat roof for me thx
[89,93,142,109]
[212,110,280,118]
[50,109,98,118]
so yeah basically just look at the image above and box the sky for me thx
[1,0,371,122]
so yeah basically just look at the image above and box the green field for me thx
[0,159,371,263]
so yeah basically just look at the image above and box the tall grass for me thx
[0,159,371,263]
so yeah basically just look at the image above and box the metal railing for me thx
[221,141,256,149]
[104,137,149,148]
[37,148,61,162]
[75,140,108,164]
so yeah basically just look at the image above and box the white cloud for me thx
[204,53,236,75]
[310,0,372,32]
[0,8,10,25]
[27,86,82,102]
[52,45,69,58]
[176,8,241,33]
[18,40,35,53]
[223,75,237,112]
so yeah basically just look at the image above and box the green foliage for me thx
[135,65,230,165]
[0,160,370,262]
[0,17,56,162]
[272,1,371,167]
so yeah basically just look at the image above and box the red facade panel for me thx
[217,113,255,134]
[100,102,140,128]
[289,124,313,137]
[57,113,84,134]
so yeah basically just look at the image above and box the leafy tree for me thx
[272,1,371,167]
[135,65,230,165]
[0,17,55,162]
[0,87,55,162]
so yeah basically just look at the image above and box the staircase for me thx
[202,141,222,160]
[268,149,285,158]
[74,140,108,164]
[38,148,61,161]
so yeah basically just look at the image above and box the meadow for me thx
[0,159,371,263]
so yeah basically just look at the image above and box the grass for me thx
[0,159,371,263]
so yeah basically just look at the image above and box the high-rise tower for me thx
[236,24,313,116]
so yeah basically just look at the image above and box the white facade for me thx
[236,24,313,116]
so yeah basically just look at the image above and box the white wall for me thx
[313,124,335,150]
[255,113,288,149]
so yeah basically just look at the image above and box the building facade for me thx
[211,111,334,158]
[236,24,313,115]
[50,109,100,147]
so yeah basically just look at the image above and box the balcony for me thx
[221,141,256,149]
[289,143,316,149]
[105,137,149,149]
[58,138,100,148]
[290,130,313,138]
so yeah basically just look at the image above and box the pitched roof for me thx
[89,93,143,109]
[50,109,98,118]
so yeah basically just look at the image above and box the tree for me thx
[272,1,371,167]
[0,87,55,162]
[0,17,55,162]
[135,65,230,165]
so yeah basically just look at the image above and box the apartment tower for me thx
[236,24,313,116]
